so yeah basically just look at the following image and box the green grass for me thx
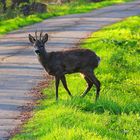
[0,0,131,35]
[12,15,140,140]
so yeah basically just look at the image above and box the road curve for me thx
[0,0,140,139]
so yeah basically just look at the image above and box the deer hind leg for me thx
[90,73,101,101]
[82,71,101,101]
[81,76,93,98]
[55,76,60,101]
[95,77,101,101]
[61,75,73,97]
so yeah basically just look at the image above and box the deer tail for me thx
[97,56,101,65]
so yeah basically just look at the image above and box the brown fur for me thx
[29,32,101,101]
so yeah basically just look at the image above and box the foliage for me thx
[0,0,131,34]
[12,15,140,140]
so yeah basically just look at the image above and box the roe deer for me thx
[29,32,101,101]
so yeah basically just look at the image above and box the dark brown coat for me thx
[29,32,101,101]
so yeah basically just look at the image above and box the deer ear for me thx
[29,34,36,44]
[42,33,48,43]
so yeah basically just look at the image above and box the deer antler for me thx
[35,31,38,40]
[40,31,43,41]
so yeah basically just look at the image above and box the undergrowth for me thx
[0,0,131,34]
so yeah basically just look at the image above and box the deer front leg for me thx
[55,76,60,101]
[61,75,73,97]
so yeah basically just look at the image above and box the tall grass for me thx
[12,15,140,140]
[0,0,131,34]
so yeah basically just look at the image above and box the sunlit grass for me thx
[0,0,131,34]
[12,15,140,140]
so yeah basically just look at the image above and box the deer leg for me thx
[55,76,60,101]
[82,71,100,101]
[61,75,72,97]
[94,77,101,101]
[81,76,93,98]
[90,73,101,101]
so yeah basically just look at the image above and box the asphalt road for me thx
[0,0,140,139]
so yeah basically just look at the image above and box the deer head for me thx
[28,32,48,55]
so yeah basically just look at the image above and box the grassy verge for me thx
[0,0,131,35]
[12,15,140,140]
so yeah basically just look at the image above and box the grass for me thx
[12,15,140,140]
[0,0,132,35]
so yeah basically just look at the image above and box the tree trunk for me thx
[1,0,7,12]
[57,0,70,4]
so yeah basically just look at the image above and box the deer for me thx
[29,32,101,101]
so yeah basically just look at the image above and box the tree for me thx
[0,0,7,12]
[57,0,70,4]
[11,0,30,9]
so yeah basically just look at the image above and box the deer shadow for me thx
[36,95,140,115]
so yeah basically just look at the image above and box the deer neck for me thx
[38,48,49,69]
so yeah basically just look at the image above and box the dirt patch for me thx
[9,73,53,139]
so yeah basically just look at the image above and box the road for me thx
[0,0,140,139]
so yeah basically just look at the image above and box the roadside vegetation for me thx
[0,0,131,35]
[12,15,140,140]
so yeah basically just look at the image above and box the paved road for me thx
[0,0,140,139]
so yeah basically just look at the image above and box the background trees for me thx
[0,0,48,17]
[0,0,72,16]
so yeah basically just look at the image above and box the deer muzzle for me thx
[35,50,40,55]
